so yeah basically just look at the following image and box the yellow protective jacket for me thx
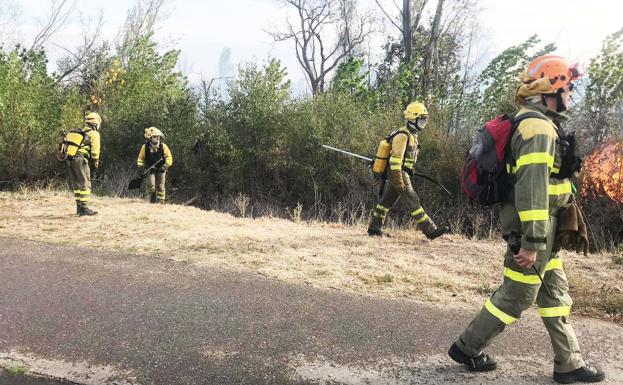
[77,127,100,160]
[388,127,419,190]
[502,103,573,251]
[136,142,173,168]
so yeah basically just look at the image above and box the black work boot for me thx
[553,366,605,384]
[78,202,98,216]
[448,343,497,372]
[367,227,387,237]
[425,225,449,240]
[76,202,81,215]
[149,192,157,203]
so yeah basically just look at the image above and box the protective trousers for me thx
[66,157,91,205]
[455,215,585,373]
[146,171,166,203]
[368,171,437,235]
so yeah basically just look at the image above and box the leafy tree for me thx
[469,35,555,122]
[580,29,623,147]
[330,57,370,99]
[0,46,62,180]
[99,34,197,171]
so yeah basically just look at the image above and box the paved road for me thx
[0,237,621,385]
[0,370,71,385]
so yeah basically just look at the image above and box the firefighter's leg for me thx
[67,159,81,214]
[75,157,96,216]
[536,217,586,374]
[453,237,550,364]
[538,262,586,374]
[401,173,446,239]
[156,172,166,203]
[367,182,400,236]
[146,173,156,203]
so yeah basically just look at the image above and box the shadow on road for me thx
[0,370,74,385]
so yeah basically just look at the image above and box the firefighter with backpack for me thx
[367,102,448,240]
[449,55,605,384]
[136,127,173,203]
[58,112,102,216]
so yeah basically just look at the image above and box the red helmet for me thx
[526,55,582,91]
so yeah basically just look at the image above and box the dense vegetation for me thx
[1,1,623,249]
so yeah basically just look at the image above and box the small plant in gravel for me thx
[7,366,29,375]
[290,203,303,223]
[375,273,394,284]
[476,282,494,296]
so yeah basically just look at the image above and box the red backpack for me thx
[460,112,544,206]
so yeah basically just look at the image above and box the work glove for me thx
[554,201,589,256]
[161,163,170,172]
[555,231,589,256]
[92,159,101,169]
[389,169,405,191]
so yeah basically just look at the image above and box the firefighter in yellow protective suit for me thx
[65,112,101,216]
[136,127,173,203]
[367,102,448,240]
[448,56,605,384]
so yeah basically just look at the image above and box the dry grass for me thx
[1,190,622,319]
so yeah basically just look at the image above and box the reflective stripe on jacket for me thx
[137,143,173,167]
[388,127,419,172]
[77,128,100,160]
[508,105,573,250]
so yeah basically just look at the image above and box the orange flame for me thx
[581,139,623,204]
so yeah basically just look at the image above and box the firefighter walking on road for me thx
[367,102,448,240]
[448,55,605,384]
[137,127,173,203]
[61,112,102,216]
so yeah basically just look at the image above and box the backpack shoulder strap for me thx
[507,111,552,166]
[386,128,411,165]
[387,128,404,140]
[512,111,548,126]
[512,110,565,140]
[158,142,165,160]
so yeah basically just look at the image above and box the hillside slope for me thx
[1,190,621,320]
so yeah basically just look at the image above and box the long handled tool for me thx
[128,159,165,190]
[322,144,452,197]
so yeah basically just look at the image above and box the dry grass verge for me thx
[1,190,621,323]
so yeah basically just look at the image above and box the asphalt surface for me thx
[0,237,621,385]
[0,370,71,385]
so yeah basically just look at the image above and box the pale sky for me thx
[5,0,623,92]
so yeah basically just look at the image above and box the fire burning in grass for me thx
[582,139,623,203]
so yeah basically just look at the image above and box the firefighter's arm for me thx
[137,145,146,168]
[90,131,100,161]
[512,119,557,251]
[163,143,173,167]
[389,133,407,190]
[89,131,101,168]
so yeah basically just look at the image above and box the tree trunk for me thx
[421,0,444,97]
[402,0,412,64]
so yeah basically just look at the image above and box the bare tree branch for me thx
[30,0,76,51]
[375,0,402,32]
[421,0,445,96]
[375,0,428,65]
[118,0,170,63]
[269,0,372,95]
[51,12,103,85]
[410,0,428,35]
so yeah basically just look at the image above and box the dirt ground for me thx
[1,190,621,319]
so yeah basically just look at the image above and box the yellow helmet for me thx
[84,112,102,130]
[144,127,164,139]
[403,102,429,121]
